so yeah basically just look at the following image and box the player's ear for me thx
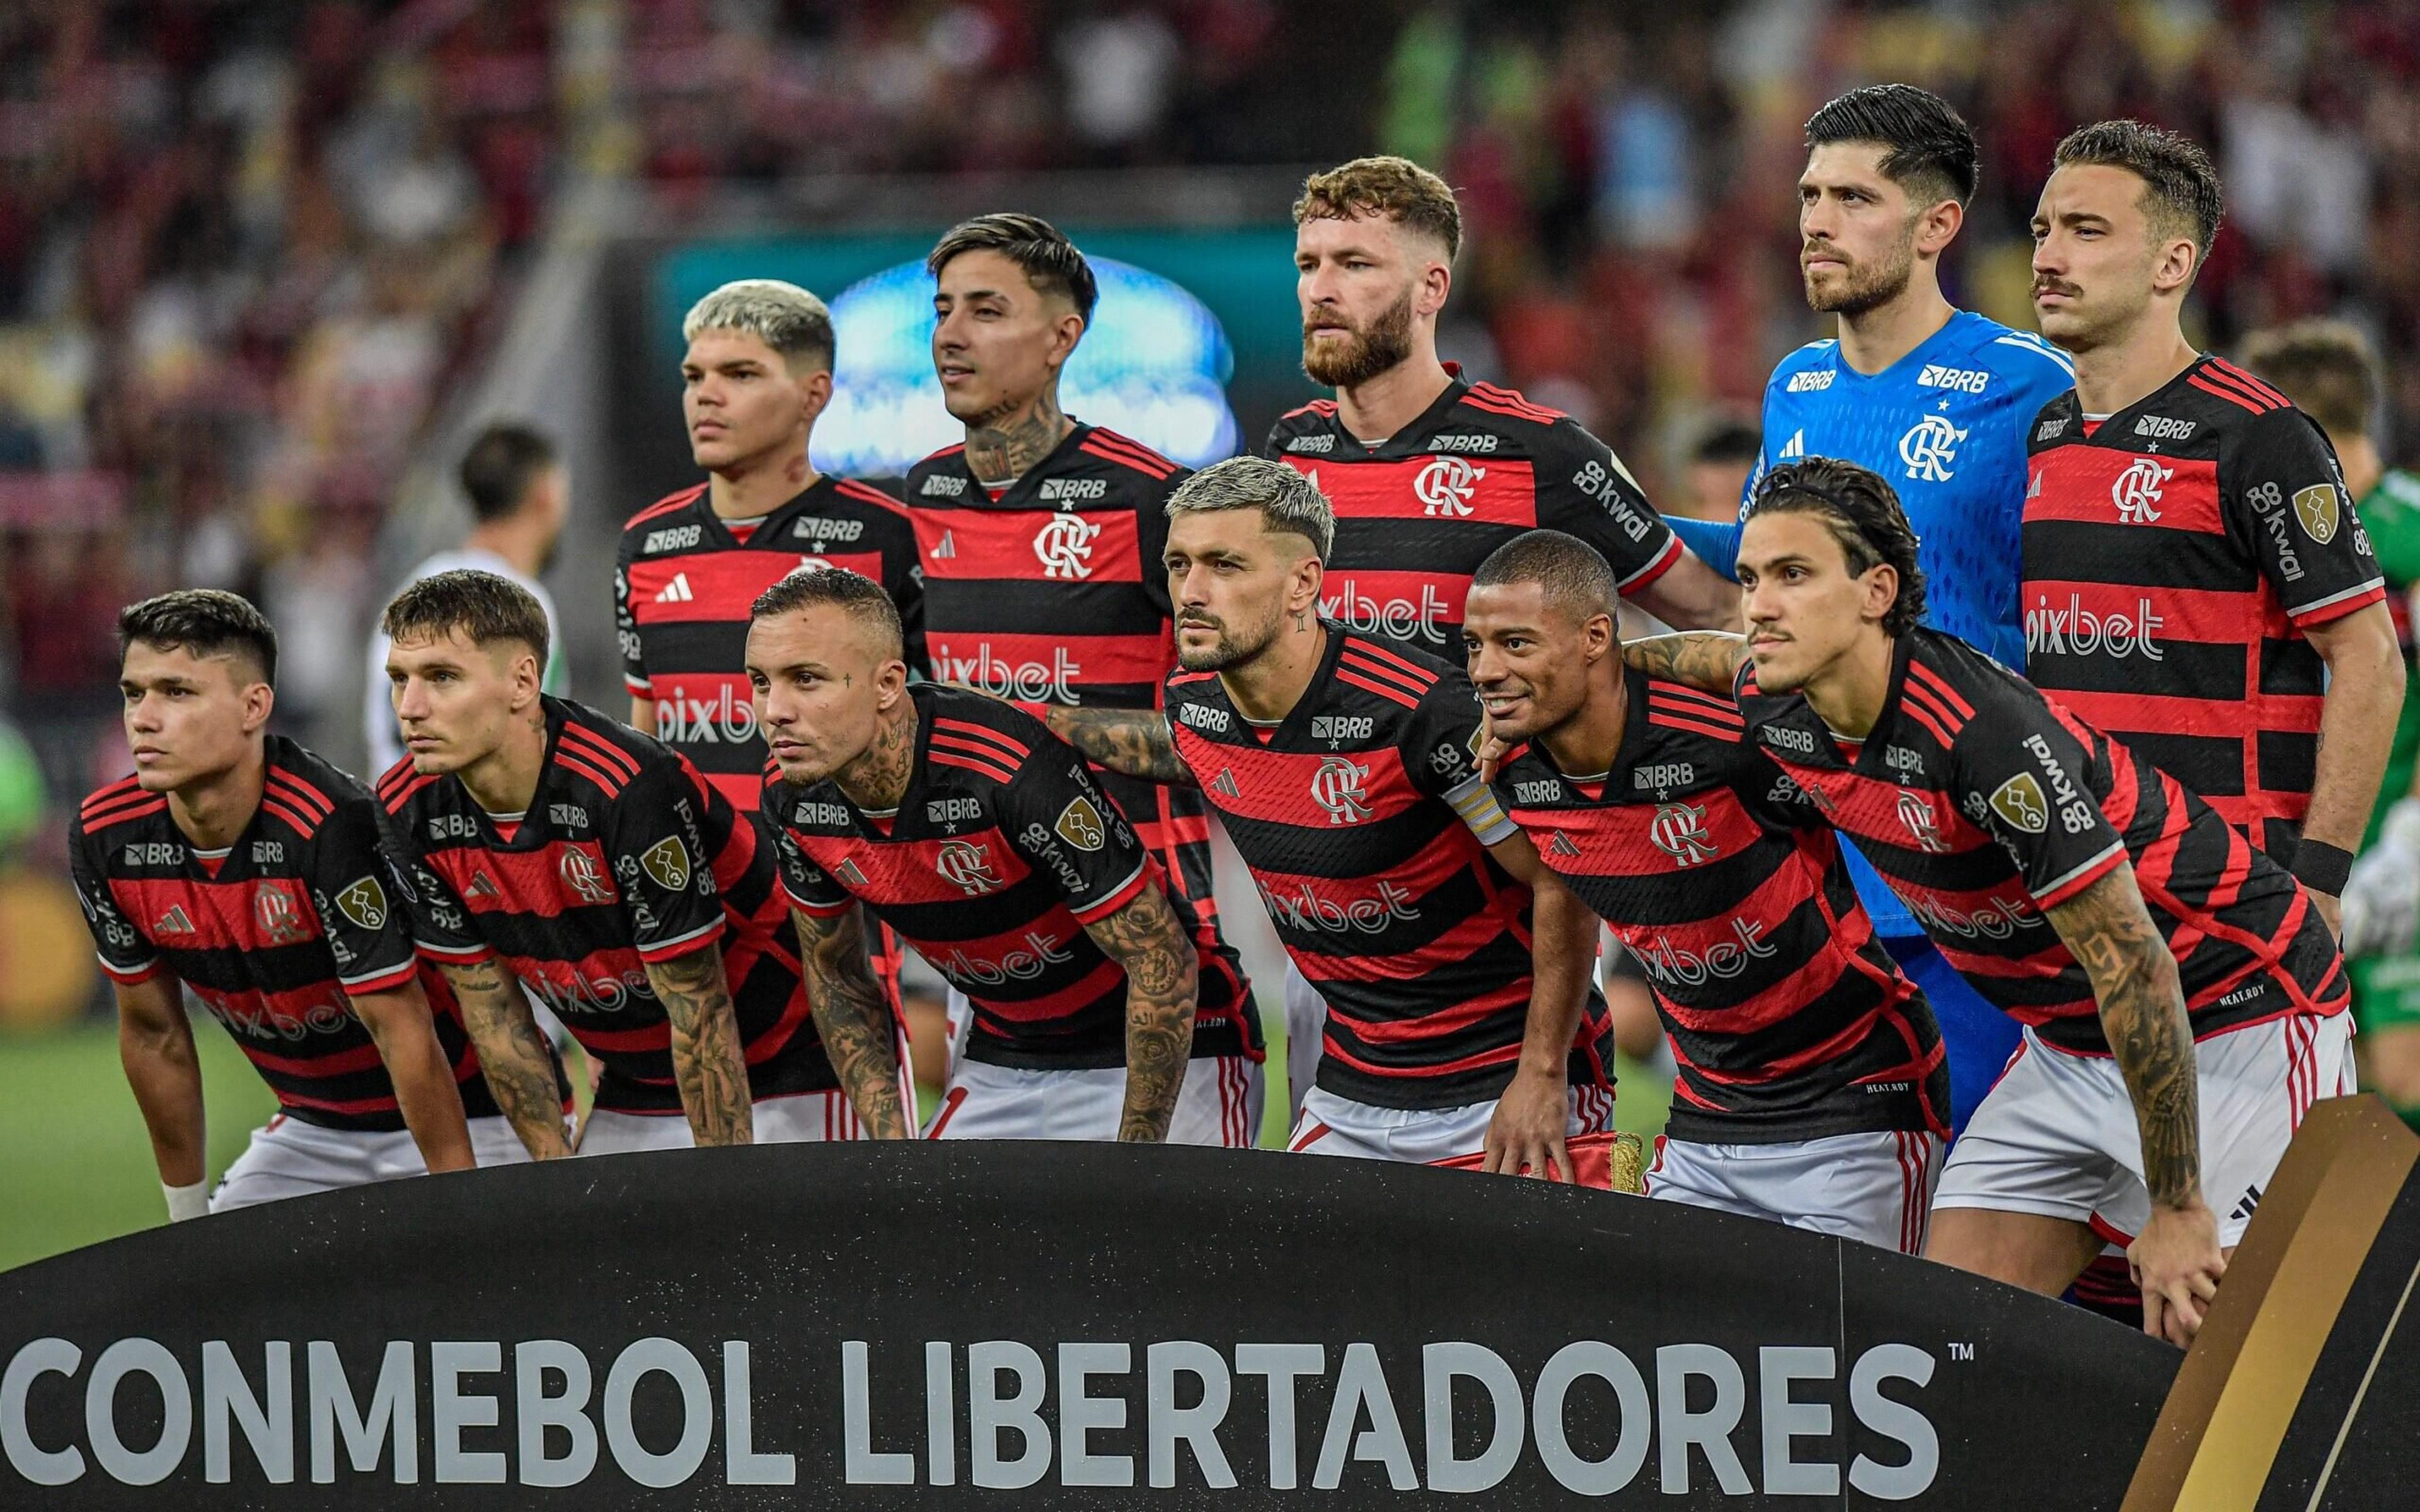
[875,656,909,706]
[240,678,275,735]
[1046,308,1086,374]
[2153,234,2200,296]
[1582,610,1616,660]
[1915,197,1962,258]
[1291,553,1324,616]
[795,364,834,423]
[1861,563,1900,626]
[1416,253,1452,320]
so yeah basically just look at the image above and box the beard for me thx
[1302,287,1415,388]
[1804,231,1916,318]
[1175,606,1284,673]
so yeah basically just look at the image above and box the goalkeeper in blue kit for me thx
[1663,85,2077,1135]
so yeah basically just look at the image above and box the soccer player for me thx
[366,421,570,774]
[618,279,923,814]
[378,570,908,1154]
[1667,86,2080,1137]
[2242,320,2420,1131]
[748,568,1236,1143]
[1037,458,1615,1169]
[905,213,1261,1092]
[1465,531,1949,1247]
[2024,122,2400,931]
[72,591,522,1217]
[1625,457,2351,1344]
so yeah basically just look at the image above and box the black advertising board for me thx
[0,1143,2177,1508]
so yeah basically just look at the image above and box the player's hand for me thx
[1475,710,1513,785]
[2341,800,2420,956]
[1482,1066,1572,1181]
[2129,1199,2225,1348]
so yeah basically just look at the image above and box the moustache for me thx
[2033,279,2082,299]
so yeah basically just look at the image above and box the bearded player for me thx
[72,591,532,1217]
[1040,458,1617,1169]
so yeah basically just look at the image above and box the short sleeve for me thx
[613,539,650,697]
[606,759,727,963]
[1402,668,1516,845]
[767,813,855,919]
[69,824,158,984]
[1534,421,1685,593]
[998,752,1156,924]
[1946,692,2126,910]
[304,796,422,996]
[2227,408,2387,626]
[376,805,493,963]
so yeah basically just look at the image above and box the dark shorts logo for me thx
[335,876,389,932]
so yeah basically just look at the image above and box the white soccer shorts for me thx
[209,1113,532,1212]
[923,1055,1265,1146]
[1933,1011,2355,1247]
[577,1083,915,1156]
[1285,1080,1617,1166]
[1645,1129,1944,1254]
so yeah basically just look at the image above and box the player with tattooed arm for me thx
[1612,457,2352,1344]
[749,566,1243,1143]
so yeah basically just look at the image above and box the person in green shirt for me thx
[2244,320,2420,1130]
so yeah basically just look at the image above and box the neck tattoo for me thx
[965,390,1069,486]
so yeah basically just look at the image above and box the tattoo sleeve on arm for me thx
[1618,632,1749,694]
[439,958,572,1160]
[2046,866,2201,1207]
[1044,708,1194,785]
[1081,881,1198,1141]
[644,947,756,1147]
[793,906,912,1138]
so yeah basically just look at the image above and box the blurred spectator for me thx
[1678,414,1761,523]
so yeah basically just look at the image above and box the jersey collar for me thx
[687,474,843,550]
[1322,374,1473,460]
[936,422,1097,511]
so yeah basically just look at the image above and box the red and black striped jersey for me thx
[1734,629,2349,1054]
[376,698,828,1114]
[70,736,512,1133]
[1165,630,1613,1110]
[2023,355,2386,856]
[764,685,1252,1067]
[902,423,1255,1044]
[1494,669,1947,1143]
[616,475,923,813]
[1264,371,1682,656]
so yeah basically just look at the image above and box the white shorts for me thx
[1286,1082,1616,1166]
[1645,1129,1944,1254]
[925,1055,1264,1146]
[209,1113,530,1211]
[1934,1013,2356,1247]
[577,1089,898,1157]
[1280,959,1327,1131]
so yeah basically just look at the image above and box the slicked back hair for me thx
[458,421,557,523]
[2239,319,2378,444]
[681,279,836,373]
[751,566,905,662]
[119,589,277,687]
[1165,455,1335,563]
[382,569,550,671]
[1804,83,1980,207]
[1472,530,1618,627]
[1294,156,1462,261]
[1745,457,1929,637]
[2053,119,2223,263]
[926,214,1098,325]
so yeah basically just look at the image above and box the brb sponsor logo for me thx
[1898,415,1966,484]
[1319,578,1455,645]
[0,1332,1944,1498]
[2111,458,2170,525]
[2025,594,2165,660]
[1259,878,1422,936]
[1034,515,1102,580]
[655,684,759,745]
[1310,757,1373,826]
[1414,455,1486,517]
[934,642,1085,705]
[1916,364,1989,393]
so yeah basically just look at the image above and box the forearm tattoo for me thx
[1046,707,1194,785]
[1619,632,1749,694]
[794,906,912,1138]
[648,948,756,1147]
[1083,882,1197,1141]
[443,959,572,1159]
[2051,869,2201,1208]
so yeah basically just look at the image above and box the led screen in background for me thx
[818,256,1236,476]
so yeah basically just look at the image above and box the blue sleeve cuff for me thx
[1663,515,1744,583]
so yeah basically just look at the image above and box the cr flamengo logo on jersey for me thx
[1413,455,1484,517]
[1898,415,1966,483]
[2111,458,2170,524]
[1032,515,1102,580]
[1310,757,1373,825]
[935,839,1003,897]
[1649,801,1719,865]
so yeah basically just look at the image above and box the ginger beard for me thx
[1302,283,1415,389]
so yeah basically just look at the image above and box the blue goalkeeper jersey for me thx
[1668,309,2076,936]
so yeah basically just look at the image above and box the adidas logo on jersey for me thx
[653,573,694,604]
[1548,831,1582,859]
[1778,430,1805,459]
[1211,770,1241,799]
[154,905,197,935]
[931,530,957,559]
[2230,1183,2264,1225]
[466,873,502,900]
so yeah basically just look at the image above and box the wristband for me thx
[2292,839,2355,897]
[162,1179,210,1222]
